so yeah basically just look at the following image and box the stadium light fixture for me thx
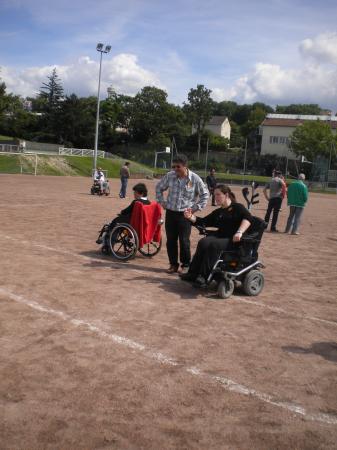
[93,43,111,171]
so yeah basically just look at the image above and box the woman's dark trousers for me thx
[189,236,230,279]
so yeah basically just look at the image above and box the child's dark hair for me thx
[133,183,148,197]
[214,184,236,202]
[172,154,188,166]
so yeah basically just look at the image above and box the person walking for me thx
[119,161,130,198]
[284,173,308,235]
[206,168,217,206]
[156,154,209,274]
[263,170,286,232]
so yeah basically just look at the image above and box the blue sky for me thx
[1,0,337,109]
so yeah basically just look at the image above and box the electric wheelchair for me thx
[91,179,110,196]
[97,201,163,261]
[195,216,267,299]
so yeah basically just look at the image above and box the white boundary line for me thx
[1,286,337,426]
[1,233,336,328]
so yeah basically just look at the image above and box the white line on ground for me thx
[1,233,336,328]
[1,286,337,426]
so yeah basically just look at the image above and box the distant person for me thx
[206,168,217,206]
[119,161,130,198]
[94,166,106,194]
[284,173,308,235]
[155,154,209,274]
[263,170,286,232]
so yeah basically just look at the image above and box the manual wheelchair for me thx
[196,216,267,299]
[97,201,163,261]
[91,179,110,196]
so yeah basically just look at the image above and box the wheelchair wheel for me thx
[138,239,162,257]
[217,279,235,299]
[242,270,264,296]
[109,224,138,261]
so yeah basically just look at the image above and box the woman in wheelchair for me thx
[96,183,150,246]
[181,184,253,287]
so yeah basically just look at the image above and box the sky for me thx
[1,0,337,110]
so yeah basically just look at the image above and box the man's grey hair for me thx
[298,173,306,180]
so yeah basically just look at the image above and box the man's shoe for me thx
[180,272,197,282]
[270,229,279,233]
[193,275,207,288]
[166,265,179,274]
[96,237,103,244]
[291,232,300,235]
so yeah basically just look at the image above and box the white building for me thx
[260,113,337,158]
[193,116,231,140]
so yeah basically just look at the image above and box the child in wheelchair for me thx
[96,183,150,250]
[181,184,266,298]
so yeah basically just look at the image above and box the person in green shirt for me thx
[285,173,308,235]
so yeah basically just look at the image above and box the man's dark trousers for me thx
[165,209,192,268]
[264,197,282,231]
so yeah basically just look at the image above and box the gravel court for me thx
[0,174,337,449]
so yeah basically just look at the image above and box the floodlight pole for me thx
[93,43,111,172]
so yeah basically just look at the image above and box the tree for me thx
[276,104,323,115]
[289,120,335,161]
[37,68,64,142]
[184,84,213,159]
[129,86,171,144]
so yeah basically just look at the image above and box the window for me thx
[269,136,279,144]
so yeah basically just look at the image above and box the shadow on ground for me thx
[282,342,337,363]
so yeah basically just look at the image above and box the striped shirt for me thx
[155,170,209,212]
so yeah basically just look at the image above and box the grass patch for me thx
[0,135,14,141]
[0,154,21,173]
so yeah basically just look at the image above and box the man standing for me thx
[206,168,217,206]
[119,161,130,198]
[263,170,286,232]
[156,154,209,274]
[284,173,308,235]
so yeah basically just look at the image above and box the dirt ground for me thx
[0,174,336,450]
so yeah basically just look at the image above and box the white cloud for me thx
[1,53,163,98]
[299,32,337,64]
[211,33,337,109]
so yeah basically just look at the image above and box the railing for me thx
[0,144,20,153]
[58,147,106,158]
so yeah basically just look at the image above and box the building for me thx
[260,113,337,158]
[192,116,231,140]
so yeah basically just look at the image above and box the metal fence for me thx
[58,147,106,158]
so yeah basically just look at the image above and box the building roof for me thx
[207,116,228,126]
[262,113,337,129]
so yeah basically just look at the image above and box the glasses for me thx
[172,165,182,169]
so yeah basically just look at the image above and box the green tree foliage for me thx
[130,86,170,143]
[37,68,64,142]
[290,120,335,160]
[58,95,96,148]
[276,104,323,115]
[184,84,213,159]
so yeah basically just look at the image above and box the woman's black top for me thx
[194,202,252,238]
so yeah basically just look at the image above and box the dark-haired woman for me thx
[181,184,253,286]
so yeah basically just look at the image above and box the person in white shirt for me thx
[94,167,106,194]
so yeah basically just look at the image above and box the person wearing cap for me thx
[284,173,308,235]
[263,170,286,232]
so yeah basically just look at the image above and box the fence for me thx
[59,147,106,158]
[0,144,20,153]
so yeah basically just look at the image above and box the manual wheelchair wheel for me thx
[217,279,235,299]
[242,270,264,296]
[138,238,162,257]
[109,224,138,261]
